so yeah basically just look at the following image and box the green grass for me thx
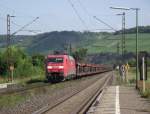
[0,94,27,108]
[0,74,45,86]
[115,66,150,85]
[140,89,150,98]
[115,66,150,98]
[0,77,10,83]
[127,67,150,97]
[15,74,45,86]
[86,33,150,54]
[127,67,150,83]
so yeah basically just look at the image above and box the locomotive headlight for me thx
[47,66,52,69]
[59,66,64,69]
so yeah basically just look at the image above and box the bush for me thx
[140,89,150,98]
[72,48,88,62]
[147,58,150,67]
[0,52,7,75]
[32,54,45,67]
[128,59,136,67]
[14,59,34,77]
[129,78,136,84]
[0,46,44,78]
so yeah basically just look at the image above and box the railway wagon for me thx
[76,63,111,76]
[45,54,76,82]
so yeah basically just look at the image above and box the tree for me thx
[72,48,88,62]
[0,52,7,75]
[32,54,45,67]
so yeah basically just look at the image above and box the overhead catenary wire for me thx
[67,0,89,31]
[11,21,41,34]
[11,17,39,36]
[67,0,118,49]
[21,30,41,34]
[67,0,120,52]
[0,16,39,34]
[11,21,21,27]
[0,16,21,27]
[0,2,40,34]
[77,0,118,32]
[93,16,118,32]
[0,16,20,28]
[77,0,91,17]
[77,0,96,30]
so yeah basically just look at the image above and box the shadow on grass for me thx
[26,78,46,84]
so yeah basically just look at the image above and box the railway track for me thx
[0,70,111,96]
[33,72,113,114]
[72,74,113,114]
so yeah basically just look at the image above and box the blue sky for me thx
[0,0,150,35]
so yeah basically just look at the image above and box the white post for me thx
[142,57,145,92]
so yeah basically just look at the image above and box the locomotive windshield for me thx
[48,57,63,63]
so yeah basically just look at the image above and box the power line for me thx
[77,0,91,17]
[77,0,119,33]
[0,16,40,34]
[93,28,115,31]
[11,21,21,27]
[77,0,96,30]
[11,17,39,36]
[0,16,21,29]
[76,0,118,33]
[67,0,89,30]
[21,30,41,34]
[11,21,41,34]
[93,16,117,32]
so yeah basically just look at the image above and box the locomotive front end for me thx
[46,56,65,82]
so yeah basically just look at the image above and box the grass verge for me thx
[0,94,27,108]
[115,67,150,98]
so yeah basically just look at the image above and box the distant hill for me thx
[0,31,110,54]
[115,26,150,34]
[0,26,150,54]
[86,33,150,53]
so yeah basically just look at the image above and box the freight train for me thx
[45,54,112,82]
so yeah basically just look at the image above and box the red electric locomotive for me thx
[45,54,112,82]
[45,54,76,82]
